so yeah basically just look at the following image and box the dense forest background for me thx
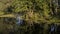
[0,0,60,34]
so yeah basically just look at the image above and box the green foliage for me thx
[0,0,60,34]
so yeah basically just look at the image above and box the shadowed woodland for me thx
[0,0,60,34]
